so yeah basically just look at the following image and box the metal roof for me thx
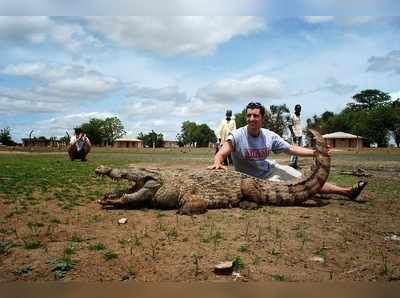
[115,138,143,142]
[322,132,363,139]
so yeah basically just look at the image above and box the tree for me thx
[196,123,217,147]
[394,128,400,148]
[306,91,398,147]
[234,110,246,128]
[81,118,105,145]
[137,130,164,148]
[347,89,391,111]
[234,104,289,135]
[79,117,126,146]
[59,133,70,146]
[267,104,289,136]
[177,121,216,147]
[179,121,198,147]
[0,127,15,146]
[103,117,126,146]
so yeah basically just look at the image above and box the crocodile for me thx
[96,129,330,215]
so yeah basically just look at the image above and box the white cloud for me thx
[1,62,121,94]
[32,112,116,138]
[303,16,335,24]
[324,77,358,95]
[0,0,261,15]
[367,50,400,75]
[122,98,180,116]
[84,16,265,56]
[122,93,221,119]
[0,16,51,42]
[121,75,284,119]
[302,0,398,15]
[48,74,120,95]
[291,77,357,97]
[337,16,379,25]
[0,62,121,114]
[0,89,65,114]
[302,16,380,26]
[390,91,400,99]
[128,84,187,101]
[0,16,102,55]
[196,75,284,103]
[2,62,79,81]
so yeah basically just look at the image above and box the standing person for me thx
[209,101,367,200]
[217,109,236,165]
[288,104,303,169]
[68,127,91,162]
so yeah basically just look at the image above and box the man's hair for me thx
[74,127,82,134]
[295,104,301,109]
[246,102,265,117]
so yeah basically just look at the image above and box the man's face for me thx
[295,106,301,114]
[246,108,263,131]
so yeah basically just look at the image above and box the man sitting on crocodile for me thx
[96,102,367,214]
[210,101,367,199]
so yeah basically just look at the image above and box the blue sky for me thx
[0,15,399,142]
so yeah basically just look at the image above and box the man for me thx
[209,102,367,199]
[68,127,91,162]
[288,104,303,169]
[217,109,236,165]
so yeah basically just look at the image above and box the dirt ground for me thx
[0,150,400,282]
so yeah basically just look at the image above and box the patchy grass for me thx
[0,148,399,281]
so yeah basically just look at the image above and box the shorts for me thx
[265,160,302,182]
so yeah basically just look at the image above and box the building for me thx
[322,132,364,149]
[163,140,178,148]
[113,138,144,149]
[22,138,66,148]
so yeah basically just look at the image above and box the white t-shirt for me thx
[227,126,290,178]
[288,113,302,137]
[70,134,90,151]
[218,118,236,143]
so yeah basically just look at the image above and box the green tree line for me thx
[306,89,400,147]
[2,89,399,148]
[137,130,164,148]
[234,104,290,136]
[80,117,126,146]
[176,121,217,147]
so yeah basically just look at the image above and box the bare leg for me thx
[320,182,351,197]
[319,181,367,199]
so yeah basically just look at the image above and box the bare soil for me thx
[0,152,400,282]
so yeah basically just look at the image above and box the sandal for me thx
[350,181,368,200]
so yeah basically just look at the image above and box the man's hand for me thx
[209,140,233,171]
[207,163,227,171]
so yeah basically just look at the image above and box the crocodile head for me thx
[95,166,162,207]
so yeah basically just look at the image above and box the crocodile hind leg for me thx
[177,193,208,215]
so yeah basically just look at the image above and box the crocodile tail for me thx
[241,129,331,205]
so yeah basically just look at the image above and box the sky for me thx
[0,14,399,142]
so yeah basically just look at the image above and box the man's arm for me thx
[84,135,92,147]
[68,135,77,150]
[209,140,234,170]
[287,115,296,141]
[217,120,224,142]
[287,145,315,157]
